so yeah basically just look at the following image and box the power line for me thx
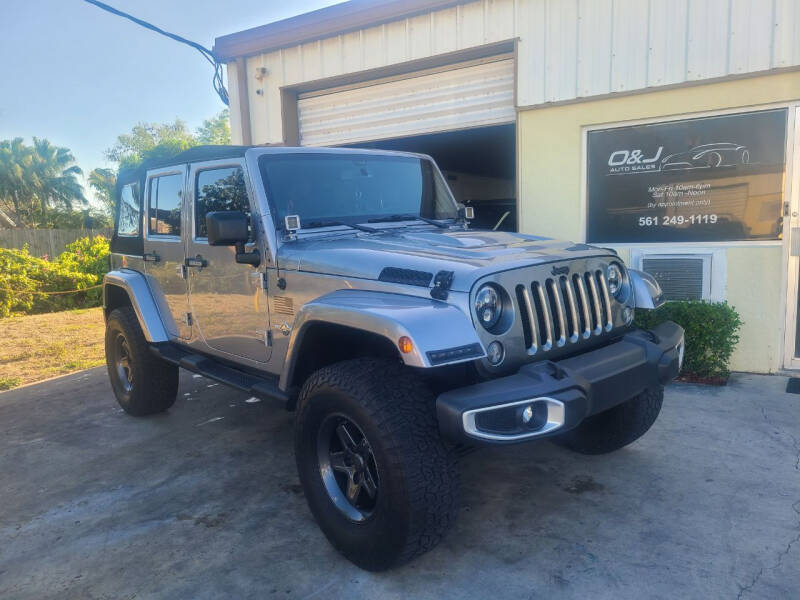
[82,0,229,106]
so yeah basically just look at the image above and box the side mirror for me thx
[206,211,261,267]
[206,211,248,246]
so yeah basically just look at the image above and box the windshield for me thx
[258,153,458,229]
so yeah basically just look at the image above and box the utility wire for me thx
[82,0,229,106]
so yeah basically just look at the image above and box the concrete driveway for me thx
[1,368,799,599]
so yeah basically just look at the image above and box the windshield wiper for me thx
[367,214,451,229]
[302,219,379,233]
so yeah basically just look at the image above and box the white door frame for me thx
[782,105,800,370]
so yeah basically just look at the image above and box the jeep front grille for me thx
[515,270,614,355]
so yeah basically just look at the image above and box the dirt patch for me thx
[677,373,729,386]
[0,307,105,390]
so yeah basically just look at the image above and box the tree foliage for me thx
[105,119,197,170]
[105,110,231,171]
[88,167,117,216]
[0,137,87,228]
[197,109,231,145]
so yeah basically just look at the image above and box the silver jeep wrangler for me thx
[103,145,683,570]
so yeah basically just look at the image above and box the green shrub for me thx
[635,301,743,379]
[0,236,109,318]
[0,376,21,391]
[57,236,111,280]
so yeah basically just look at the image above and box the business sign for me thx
[586,108,787,243]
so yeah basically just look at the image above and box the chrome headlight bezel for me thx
[606,262,630,302]
[474,284,503,330]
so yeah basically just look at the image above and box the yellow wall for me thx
[518,71,800,373]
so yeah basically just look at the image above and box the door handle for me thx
[143,252,160,262]
[185,255,208,268]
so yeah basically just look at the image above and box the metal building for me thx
[215,0,800,373]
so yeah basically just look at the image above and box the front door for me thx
[186,160,270,363]
[143,166,191,339]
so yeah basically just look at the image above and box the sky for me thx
[0,0,346,202]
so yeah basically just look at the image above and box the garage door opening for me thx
[344,124,517,232]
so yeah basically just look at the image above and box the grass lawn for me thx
[0,307,105,391]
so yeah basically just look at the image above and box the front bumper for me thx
[436,321,684,444]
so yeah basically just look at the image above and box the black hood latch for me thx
[430,270,454,301]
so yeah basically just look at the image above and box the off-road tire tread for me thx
[295,358,459,569]
[555,386,664,455]
[105,306,178,416]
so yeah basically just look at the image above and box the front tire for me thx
[554,386,664,455]
[294,359,458,571]
[105,306,178,416]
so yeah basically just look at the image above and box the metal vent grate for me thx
[272,296,294,315]
[642,257,704,301]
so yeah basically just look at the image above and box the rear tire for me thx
[105,306,178,416]
[554,386,664,455]
[294,358,459,571]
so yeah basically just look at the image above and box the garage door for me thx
[297,57,515,146]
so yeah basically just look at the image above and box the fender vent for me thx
[272,296,294,315]
[378,267,433,287]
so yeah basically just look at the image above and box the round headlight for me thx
[606,263,627,299]
[475,284,502,330]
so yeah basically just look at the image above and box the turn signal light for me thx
[398,336,414,354]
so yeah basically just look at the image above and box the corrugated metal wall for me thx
[232,0,800,145]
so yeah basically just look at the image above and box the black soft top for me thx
[112,145,256,256]
[116,145,255,186]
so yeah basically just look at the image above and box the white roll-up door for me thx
[297,57,515,146]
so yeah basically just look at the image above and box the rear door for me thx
[143,166,191,339]
[186,160,270,363]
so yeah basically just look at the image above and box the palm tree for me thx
[88,167,117,217]
[28,137,86,225]
[0,138,31,225]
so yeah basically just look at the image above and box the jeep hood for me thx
[277,229,614,292]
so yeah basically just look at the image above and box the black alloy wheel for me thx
[317,414,379,522]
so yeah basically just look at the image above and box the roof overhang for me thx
[213,0,468,61]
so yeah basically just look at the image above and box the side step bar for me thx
[150,343,289,405]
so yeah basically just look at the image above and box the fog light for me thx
[518,401,548,430]
[487,341,504,365]
[521,405,534,424]
[623,306,633,324]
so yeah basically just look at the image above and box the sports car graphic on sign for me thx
[660,142,750,171]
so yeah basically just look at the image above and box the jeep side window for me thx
[148,174,182,237]
[194,167,250,239]
[117,183,140,236]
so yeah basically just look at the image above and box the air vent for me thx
[272,296,294,315]
[642,257,705,301]
[378,267,433,287]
